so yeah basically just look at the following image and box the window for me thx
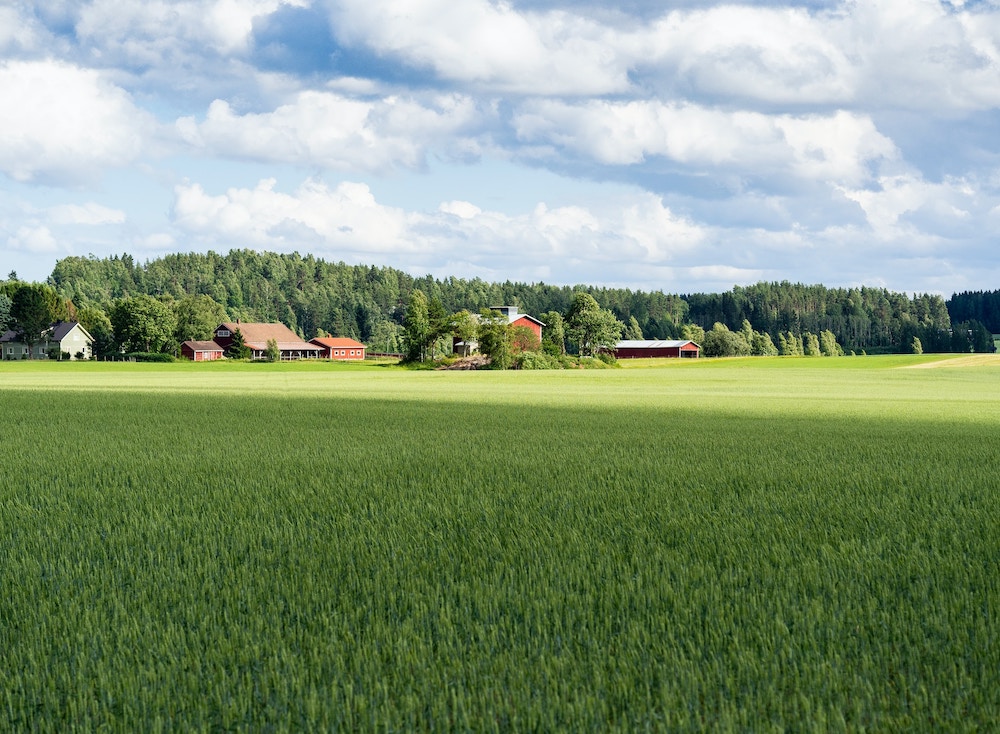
[217,329,231,337]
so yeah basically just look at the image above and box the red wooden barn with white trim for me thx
[181,340,225,361]
[613,340,701,359]
[310,337,367,360]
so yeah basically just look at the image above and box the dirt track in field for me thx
[903,354,1000,368]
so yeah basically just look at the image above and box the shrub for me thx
[124,352,176,363]
[515,351,560,370]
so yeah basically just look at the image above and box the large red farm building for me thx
[213,323,322,360]
[613,339,701,359]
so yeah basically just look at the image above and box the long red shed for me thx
[613,340,701,358]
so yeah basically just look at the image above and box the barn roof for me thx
[219,323,320,351]
[615,340,700,349]
[184,340,224,351]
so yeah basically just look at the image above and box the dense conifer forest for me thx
[17,250,996,355]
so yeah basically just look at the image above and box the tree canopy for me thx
[565,293,623,357]
[109,295,176,353]
[34,250,996,357]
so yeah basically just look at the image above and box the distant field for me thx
[2,355,998,730]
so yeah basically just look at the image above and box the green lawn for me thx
[2,356,998,730]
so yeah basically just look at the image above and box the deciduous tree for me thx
[403,289,431,362]
[109,295,177,353]
[541,311,565,356]
[565,293,623,357]
[77,307,114,360]
[174,294,227,343]
[476,309,513,369]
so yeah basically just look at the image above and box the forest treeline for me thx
[34,250,997,354]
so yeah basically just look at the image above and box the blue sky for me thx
[2,0,1000,294]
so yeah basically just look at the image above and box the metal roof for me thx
[615,340,700,349]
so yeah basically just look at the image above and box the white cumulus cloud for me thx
[514,101,897,186]
[177,91,487,172]
[0,60,151,184]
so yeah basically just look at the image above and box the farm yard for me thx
[1,356,998,730]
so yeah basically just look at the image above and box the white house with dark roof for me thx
[1,321,93,360]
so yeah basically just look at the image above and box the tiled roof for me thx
[184,340,224,351]
[311,337,365,349]
[219,323,320,351]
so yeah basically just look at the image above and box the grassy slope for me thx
[1,356,998,730]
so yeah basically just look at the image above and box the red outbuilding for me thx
[613,340,701,359]
[181,340,225,361]
[453,306,546,356]
[310,337,367,360]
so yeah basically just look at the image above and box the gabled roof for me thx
[616,340,701,349]
[1,321,92,343]
[51,321,93,342]
[310,337,365,349]
[218,323,320,351]
[507,313,546,327]
[183,340,224,352]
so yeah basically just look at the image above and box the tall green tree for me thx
[77,307,115,360]
[11,284,57,356]
[702,323,751,358]
[226,328,251,359]
[369,320,403,355]
[0,292,12,332]
[751,331,779,356]
[565,293,623,357]
[820,330,843,356]
[476,309,513,369]
[403,289,431,362]
[681,323,705,345]
[173,294,228,343]
[624,315,644,340]
[450,310,479,357]
[109,295,177,353]
[540,311,566,356]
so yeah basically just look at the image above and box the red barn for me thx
[181,340,225,361]
[453,306,545,356]
[310,337,367,360]
[613,340,701,358]
[493,306,544,342]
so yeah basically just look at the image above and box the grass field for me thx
[1,355,998,730]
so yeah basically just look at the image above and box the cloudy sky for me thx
[2,0,1000,294]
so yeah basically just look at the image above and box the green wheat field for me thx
[2,355,998,731]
